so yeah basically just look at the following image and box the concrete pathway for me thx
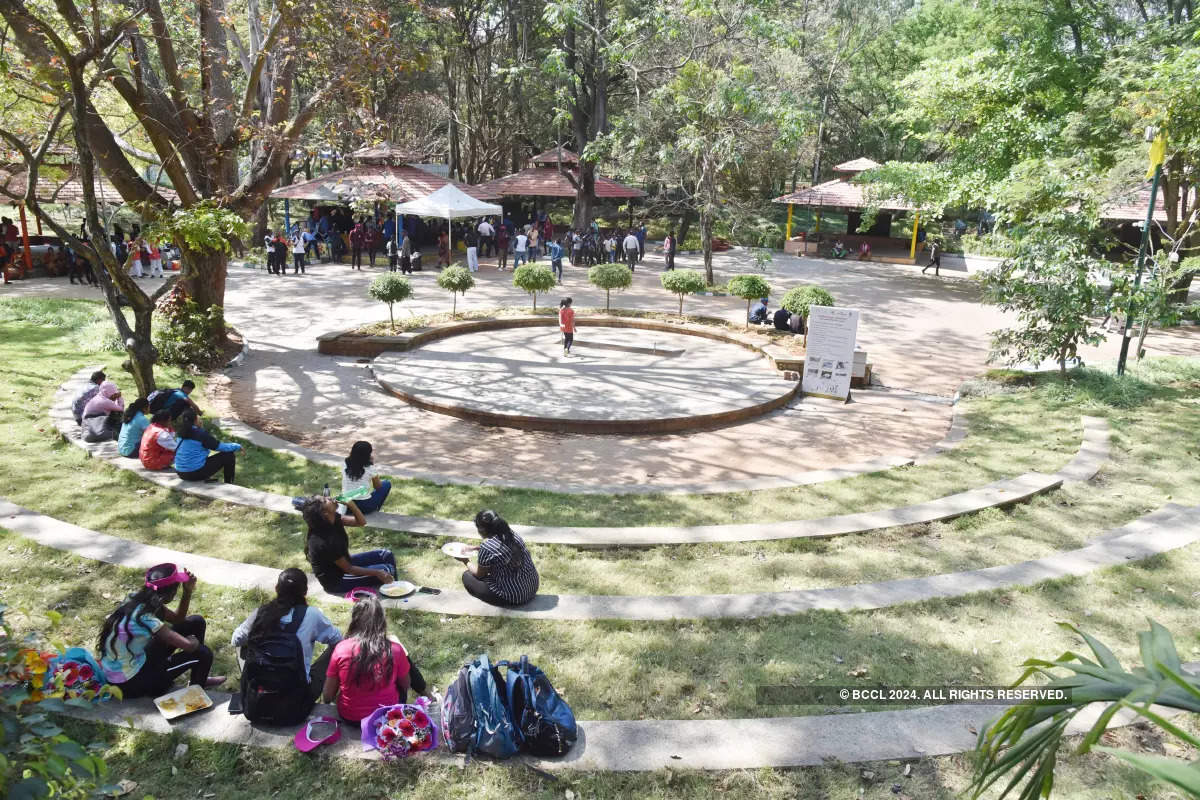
[4,499,1190,622]
[50,370,1107,547]
[62,686,1182,772]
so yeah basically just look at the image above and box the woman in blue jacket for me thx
[173,410,241,483]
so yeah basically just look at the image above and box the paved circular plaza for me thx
[371,325,797,433]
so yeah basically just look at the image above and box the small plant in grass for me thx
[588,263,632,311]
[367,273,413,331]
[780,285,835,319]
[436,266,475,318]
[660,269,707,317]
[512,264,556,310]
[727,274,772,327]
[970,620,1200,800]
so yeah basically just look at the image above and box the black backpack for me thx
[240,606,314,725]
[147,388,175,414]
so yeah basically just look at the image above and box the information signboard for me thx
[801,306,860,400]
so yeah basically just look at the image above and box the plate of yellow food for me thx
[154,685,213,719]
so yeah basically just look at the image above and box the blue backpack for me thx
[441,654,519,759]
[498,655,577,757]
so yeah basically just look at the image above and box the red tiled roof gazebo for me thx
[773,158,921,263]
[474,148,646,200]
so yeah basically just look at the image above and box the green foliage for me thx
[436,266,475,318]
[660,269,707,317]
[727,274,773,326]
[144,201,250,256]
[980,234,1108,377]
[970,620,1200,800]
[512,265,557,311]
[0,605,113,799]
[367,274,413,331]
[780,285,835,319]
[153,285,225,367]
[587,263,632,311]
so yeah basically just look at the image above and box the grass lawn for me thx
[5,297,1200,797]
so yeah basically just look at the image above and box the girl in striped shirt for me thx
[458,510,539,606]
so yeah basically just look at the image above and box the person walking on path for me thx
[636,223,647,263]
[512,230,528,269]
[664,230,676,270]
[291,234,306,274]
[623,229,640,273]
[437,230,450,268]
[465,231,479,273]
[476,218,495,258]
[400,231,414,275]
[495,225,509,270]
[921,240,941,277]
[549,238,564,283]
[558,296,575,356]
[528,226,540,262]
[349,224,365,270]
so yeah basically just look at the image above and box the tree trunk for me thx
[573,160,597,229]
[701,210,715,286]
[606,288,611,311]
[678,295,684,317]
[184,249,230,324]
[452,292,457,318]
[678,211,695,249]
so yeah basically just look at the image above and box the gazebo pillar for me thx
[785,204,793,241]
[909,211,920,260]
[18,205,32,273]
[284,199,291,233]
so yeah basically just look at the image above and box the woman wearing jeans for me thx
[303,495,397,595]
[341,441,391,515]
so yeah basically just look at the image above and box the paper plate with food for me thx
[441,542,475,559]
[154,685,213,720]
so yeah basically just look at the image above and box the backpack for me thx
[499,655,577,757]
[81,413,118,443]
[441,654,519,759]
[240,606,315,725]
[147,388,175,414]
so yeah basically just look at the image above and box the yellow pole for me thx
[909,211,920,260]
[785,203,794,241]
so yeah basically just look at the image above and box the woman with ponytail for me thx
[96,564,224,697]
[322,595,429,722]
[456,509,539,607]
[116,397,151,457]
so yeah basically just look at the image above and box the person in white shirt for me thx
[476,219,495,258]
[341,440,390,515]
[291,235,306,274]
[622,230,640,273]
[513,231,528,268]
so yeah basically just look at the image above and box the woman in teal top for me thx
[116,398,150,457]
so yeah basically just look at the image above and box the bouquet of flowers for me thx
[45,650,109,702]
[361,696,439,760]
[2,648,55,702]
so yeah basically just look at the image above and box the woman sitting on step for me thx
[172,410,241,483]
[116,397,151,457]
[341,440,391,515]
[96,564,225,698]
[456,509,540,607]
[302,495,397,595]
[322,594,429,723]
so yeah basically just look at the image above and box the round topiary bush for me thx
[660,269,708,317]
[781,285,835,319]
[512,264,557,310]
[436,266,475,318]
[588,263,632,311]
[368,273,413,331]
[727,274,772,327]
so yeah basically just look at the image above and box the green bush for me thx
[588,263,632,311]
[660,269,707,317]
[436,266,475,318]
[153,285,225,367]
[512,264,557,310]
[727,274,772,327]
[368,273,413,331]
[781,285,835,319]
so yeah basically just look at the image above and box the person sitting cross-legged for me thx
[302,495,397,595]
[173,410,241,483]
[456,509,539,607]
[116,398,151,457]
[341,441,391,515]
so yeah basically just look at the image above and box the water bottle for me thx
[323,483,330,498]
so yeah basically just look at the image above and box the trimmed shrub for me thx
[781,285,835,319]
[588,263,632,311]
[660,269,707,317]
[727,274,772,327]
[368,273,413,331]
[436,266,475,318]
[513,264,557,310]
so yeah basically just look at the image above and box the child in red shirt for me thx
[558,297,575,357]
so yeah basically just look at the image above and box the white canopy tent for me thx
[395,183,503,257]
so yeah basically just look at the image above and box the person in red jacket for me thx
[138,410,178,470]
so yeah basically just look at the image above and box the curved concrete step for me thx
[50,371,1107,548]
[4,500,1191,621]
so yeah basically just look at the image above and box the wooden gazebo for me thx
[473,148,645,202]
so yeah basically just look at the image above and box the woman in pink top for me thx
[323,595,428,722]
[82,380,124,418]
[558,296,575,357]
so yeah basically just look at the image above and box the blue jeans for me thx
[354,480,391,514]
[513,250,527,268]
[323,549,397,594]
